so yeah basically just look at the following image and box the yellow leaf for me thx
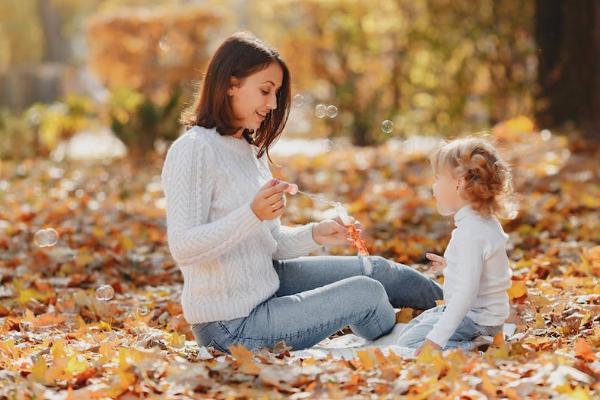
[118,347,146,368]
[480,372,496,397]
[120,235,135,250]
[92,226,106,239]
[356,349,377,370]
[229,344,260,375]
[169,331,185,348]
[30,356,48,383]
[98,343,114,364]
[65,354,89,376]
[486,332,509,359]
[507,280,527,300]
[97,320,112,331]
[567,386,592,400]
[395,308,414,323]
[302,357,316,366]
[535,313,545,329]
[76,252,94,268]
[16,287,46,304]
[416,341,445,368]
[229,344,253,362]
[51,339,66,360]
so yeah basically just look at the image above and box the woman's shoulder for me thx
[174,125,218,146]
[167,126,218,157]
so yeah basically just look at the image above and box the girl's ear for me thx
[227,76,241,96]
[456,176,465,192]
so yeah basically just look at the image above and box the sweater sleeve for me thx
[425,231,486,348]
[270,221,323,260]
[253,153,323,260]
[161,134,262,266]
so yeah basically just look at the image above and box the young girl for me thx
[160,32,445,354]
[395,137,517,355]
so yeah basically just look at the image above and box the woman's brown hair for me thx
[429,136,518,220]
[180,32,291,160]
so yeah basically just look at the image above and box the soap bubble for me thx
[292,94,304,108]
[287,183,299,195]
[315,104,327,119]
[34,228,59,247]
[158,36,170,52]
[95,284,115,301]
[326,105,338,118]
[325,139,335,152]
[381,120,394,134]
[540,129,552,141]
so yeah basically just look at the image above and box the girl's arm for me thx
[424,231,486,348]
[161,135,262,266]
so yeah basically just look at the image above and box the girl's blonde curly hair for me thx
[429,136,518,220]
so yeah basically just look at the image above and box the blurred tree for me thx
[37,0,71,62]
[535,0,599,139]
[241,0,535,145]
[0,0,45,70]
[86,6,221,100]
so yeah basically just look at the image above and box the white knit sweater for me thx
[426,205,512,348]
[161,126,322,324]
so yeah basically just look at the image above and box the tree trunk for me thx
[36,0,70,62]
[535,0,600,140]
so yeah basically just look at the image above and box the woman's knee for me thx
[369,256,390,271]
[344,275,387,297]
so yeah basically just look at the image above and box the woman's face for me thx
[432,164,464,216]
[228,62,283,132]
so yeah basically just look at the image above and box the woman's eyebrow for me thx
[262,80,281,90]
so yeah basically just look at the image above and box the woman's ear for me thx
[227,76,241,96]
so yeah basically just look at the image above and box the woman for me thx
[161,32,443,353]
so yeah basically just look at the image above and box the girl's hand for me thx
[312,219,353,246]
[415,339,442,356]
[251,179,289,221]
[425,253,447,271]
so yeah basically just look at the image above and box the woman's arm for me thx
[270,221,323,260]
[161,135,262,266]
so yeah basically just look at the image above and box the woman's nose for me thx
[267,94,277,110]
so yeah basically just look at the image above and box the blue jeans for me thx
[395,305,504,350]
[191,255,444,353]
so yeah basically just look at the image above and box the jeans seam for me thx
[233,312,362,343]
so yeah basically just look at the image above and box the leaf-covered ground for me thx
[0,127,599,399]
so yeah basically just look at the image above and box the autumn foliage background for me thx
[0,0,599,398]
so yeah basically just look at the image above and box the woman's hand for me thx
[312,217,361,246]
[425,253,447,271]
[251,179,289,221]
[415,339,442,356]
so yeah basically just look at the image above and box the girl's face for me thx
[432,164,466,216]
[228,62,283,133]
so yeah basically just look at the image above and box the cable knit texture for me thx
[161,126,323,324]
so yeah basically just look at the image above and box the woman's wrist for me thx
[311,222,323,245]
